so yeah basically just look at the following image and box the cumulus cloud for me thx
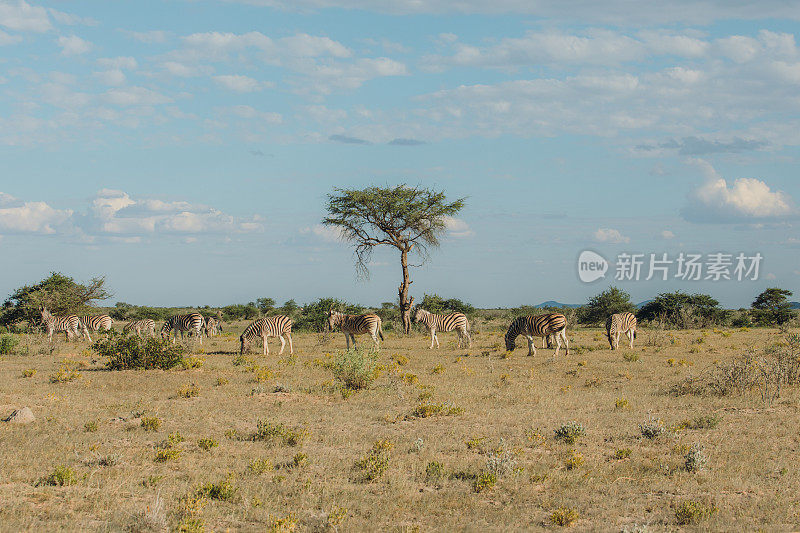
[636,136,768,155]
[329,133,370,144]
[0,0,52,32]
[57,35,92,56]
[682,159,796,223]
[0,28,21,45]
[213,74,270,92]
[593,228,630,243]
[103,86,172,106]
[301,224,346,242]
[122,29,169,44]
[0,192,72,233]
[660,230,676,239]
[443,216,474,238]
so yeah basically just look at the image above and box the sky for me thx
[0,0,798,309]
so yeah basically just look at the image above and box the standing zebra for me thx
[81,314,113,332]
[161,313,205,344]
[327,308,384,349]
[504,313,569,357]
[413,308,471,349]
[606,312,637,350]
[40,308,92,343]
[215,310,224,333]
[204,316,218,337]
[240,315,293,356]
[123,319,156,337]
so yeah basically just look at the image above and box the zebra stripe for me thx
[505,313,569,357]
[81,314,113,332]
[161,313,205,344]
[40,308,92,343]
[240,315,293,355]
[606,312,637,350]
[327,309,384,349]
[204,316,218,337]
[413,308,471,349]
[123,319,156,337]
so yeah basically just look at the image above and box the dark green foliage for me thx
[281,299,299,315]
[578,287,636,325]
[0,333,19,354]
[419,294,475,315]
[221,303,259,321]
[256,298,275,313]
[93,331,185,370]
[752,288,795,326]
[109,302,176,321]
[638,291,728,327]
[295,297,364,332]
[1,272,111,329]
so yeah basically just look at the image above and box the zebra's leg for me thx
[526,336,534,356]
[434,331,440,349]
[372,331,380,349]
[287,332,294,355]
[345,333,350,350]
[627,329,634,349]
[429,328,435,349]
[465,329,471,348]
[553,332,563,358]
[265,335,270,356]
[562,330,570,355]
[263,335,267,356]
[279,335,286,355]
[351,333,358,348]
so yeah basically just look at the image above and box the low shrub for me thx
[252,419,308,446]
[639,415,665,439]
[408,401,464,419]
[684,444,707,472]
[331,347,379,391]
[0,333,19,355]
[248,458,274,474]
[141,416,161,431]
[177,383,200,398]
[84,421,99,432]
[198,438,218,451]
[554,422,585,444]
[674,500,717,525]
[196,475,238,502]
[94,333,185,370]
[425,461,444,484]
[472,472,496,493]
[354,439,393,482]
[21,368,37,378]
[154,448,181,463]
[38,465,79,486]
[550,507,579,527]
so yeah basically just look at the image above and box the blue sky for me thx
[0,0,798,308]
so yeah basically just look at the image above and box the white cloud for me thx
[660,230,676,239]
[301,224,345,242]
[0,28,21,44]
[0,0,51,32]
[48,8,97,27]
[593,228,630,243]
[161,61,211,77]
[123,30,169,44]
[213,74,270,93]
[225,105,282,123]
[103,86,172,106]
[682,159,796,222]
[95,69,126,86]
[97,56,137,70]
[0,192,72,233]
[58,34,92,56]
[442,216,474,238]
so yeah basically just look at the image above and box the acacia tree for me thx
[323,185,465,333]
[752,287,794,325]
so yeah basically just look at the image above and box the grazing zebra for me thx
[204,316,218,337]
[327,308,384,349]
[161,313,205,344]
[40,307,92,343]
[606,312,637,350]
[240,315,293,356]
[81,314,113,332]
[505,313,569,357]
[413,308,471,349]
[123,319,156,337]
[215,310,224,333]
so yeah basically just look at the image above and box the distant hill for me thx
[636,300,652,308]
[535,301,582,308]
[790,302,800,309]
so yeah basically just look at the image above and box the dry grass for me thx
[0,324,798,531]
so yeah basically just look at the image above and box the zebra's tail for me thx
[633,329,637,339]
[378,320,385,341]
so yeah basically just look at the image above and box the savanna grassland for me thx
[1,322,799,532]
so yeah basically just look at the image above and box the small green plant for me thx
[21,368,37,378]
[178,383,200,398]
[623,352,640,362]
[215,377,229,386]
[196,475,238,502]
[639,415,665,439]
[252,419,308,446]
[674,500,717,525]
[431,363,445,374]
[425,461,444,484]
[181,355,205,369]
[554,422,585,444]
[141,416,161,431]
[563,450,584,470]
[689,414,720,429]
[0,333,20,354]
[267,513,297,533]
[472,472,496,493]
[84,421,99,432]
[49,365,80,383]
[615,398,629,410]
[550,507,579,527]
[354,439,393,482]
[684,444,707,472]
[614,448,632,460]
[154,448,181,462]
[198,438,218,451]
[408,401,464,419]
[248,458,274,475]
[38,465,79,486]
[327,506,348,529]
[168,432,185,445]
[485,439,518,476]
[93,333,185,370]
[332,347,380,391]
[291,452,308,468]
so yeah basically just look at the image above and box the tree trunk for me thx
[398,248,414,334]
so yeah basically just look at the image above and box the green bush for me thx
[294,297,365,332]
[332,347,379,391]
[0,334,19,355]
[419,293,475,316]
[554,422,586,444]
[38,465,79,486]
[93,332,185,370]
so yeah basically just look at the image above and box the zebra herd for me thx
[36,306,640,356]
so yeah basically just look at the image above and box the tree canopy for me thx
[752,287,794,325]
[578,286,636,325]
[638,291,727,327]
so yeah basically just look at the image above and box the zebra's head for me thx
[413,308,426,323]
[40,307,52,323]
[504,331,516,352]
[327,307,339,331]
[160,321,171,339]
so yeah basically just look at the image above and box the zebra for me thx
[40,307,92,343]
[606,312,637,350]
[504,313,569,357]
[81,314,113,332]
[413,308,471,349]
[204,316,218,337]
[240,315,293,356]
[161,313,205,344]
[123,319,156,337]
[327,308,384,349]
[214,310,224,333]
